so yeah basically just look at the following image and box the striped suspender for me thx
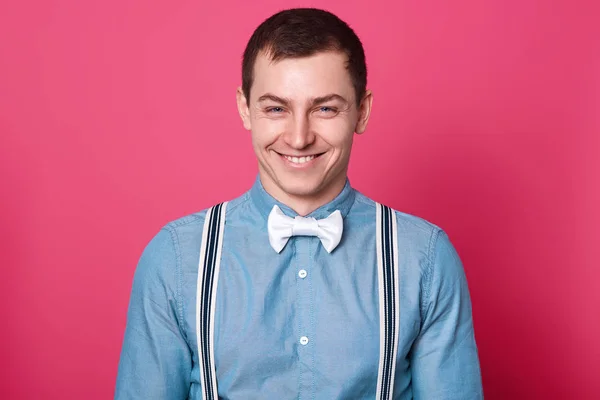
[196,202,228,400]
[376,203,400,400]
[195,202,398,400]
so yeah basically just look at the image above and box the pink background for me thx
[1,0,598,398]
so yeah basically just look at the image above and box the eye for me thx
[266,107,284,113]
[319,106,334,113]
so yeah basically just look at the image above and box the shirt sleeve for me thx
[115,228,192,399]
[409,229,483,399]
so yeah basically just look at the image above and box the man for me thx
[115,8,483,400]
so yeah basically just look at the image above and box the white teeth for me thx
[285,155,315,164]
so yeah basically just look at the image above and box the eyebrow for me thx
[257,94,292,107]
[257,93,349,107]
[311,94,349,106]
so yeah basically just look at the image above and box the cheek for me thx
[250,121,282,148]
[252,115,286,133]
[313,118,355,145]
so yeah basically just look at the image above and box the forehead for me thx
[251,51,355,103]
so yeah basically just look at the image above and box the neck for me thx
[281,191,342,217]
[260,173,347,217]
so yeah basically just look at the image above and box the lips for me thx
[273,150,325,165]
[283,154,316,164]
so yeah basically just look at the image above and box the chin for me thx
[276,180,323,198]
[259,161,343,201]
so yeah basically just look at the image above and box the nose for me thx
[283,114,315,149]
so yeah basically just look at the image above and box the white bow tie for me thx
[267,205,343,253]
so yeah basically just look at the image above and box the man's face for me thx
[237,51,372,208]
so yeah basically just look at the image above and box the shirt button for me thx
[299,336,309,345]
[298,269,307,279]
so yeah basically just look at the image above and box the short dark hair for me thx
[242,8,367,105]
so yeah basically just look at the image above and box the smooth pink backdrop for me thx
[1,0,598,398]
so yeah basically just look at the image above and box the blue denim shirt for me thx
[115,177,483,399]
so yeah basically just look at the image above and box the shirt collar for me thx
[249,175,356,221]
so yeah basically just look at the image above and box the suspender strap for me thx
[196,201,397,399]
[196,202,228,400]
[376,203,400,400]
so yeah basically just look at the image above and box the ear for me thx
[355,89,373,134]
[236,86,252,131]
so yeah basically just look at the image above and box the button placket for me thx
[294,237,314,398]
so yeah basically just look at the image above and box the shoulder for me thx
[353,190,465,314]
[161,189,250,236]
[145,190,250,261]
[352,190,458,289]
[353,190,444,255]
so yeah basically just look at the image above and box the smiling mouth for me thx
[276,152,325,165]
